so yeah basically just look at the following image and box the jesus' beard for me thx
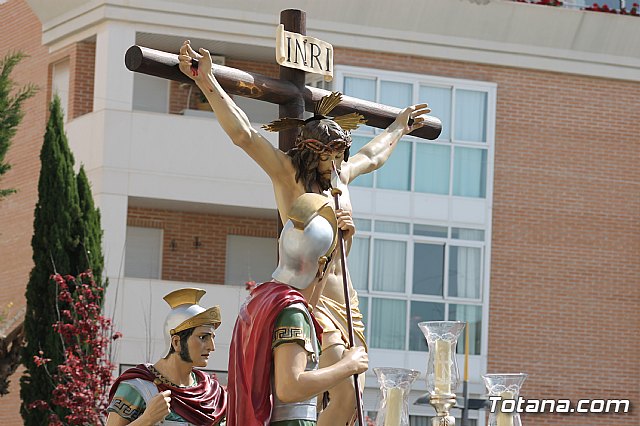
[317,171,332,192]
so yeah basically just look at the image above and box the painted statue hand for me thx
[394,103,431,134]
[178,40,213,87]
[343,346,369,375]
[336,208,355,239]
[141,389,171,424]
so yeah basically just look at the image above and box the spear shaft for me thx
[331,186,365,426]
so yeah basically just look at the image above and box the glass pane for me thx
[419,86,451,140]
[349,237,370,291]
[124,227,162,279]
[414,224,448,238]
[344,78,376,133]
[133,73,169,114]
[354,218,372,232]
[449,304,482,355]
[380,81,412,109]
[344,77,376,101]
[451,228,484,241]
[448,246,482,299]
[455,89,487,142]
[453,147,487,198]
[225,235,277,286]
[375,221,410,234]
[377,140,411,191]
[350,135,374,187]
[373,239,406,293]
[412,243,444,296]
[371,298,406,350]
[409,301,445,351]
[409,416,432,426]
[415,143,450,195]
[358,296,369,331]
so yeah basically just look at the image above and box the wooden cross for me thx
[124,9,441,155]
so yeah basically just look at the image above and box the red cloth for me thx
[226,281,323,426]
[108,364,227,425]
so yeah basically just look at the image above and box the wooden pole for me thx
[332,187,366,426]
[278,9,306,154]
[461,322,470,426]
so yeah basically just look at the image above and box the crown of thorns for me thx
[262,92,366,154]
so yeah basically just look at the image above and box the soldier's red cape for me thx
[108,363,227,425]
[226,281,323,426]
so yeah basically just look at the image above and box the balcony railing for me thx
[511,0,639,15]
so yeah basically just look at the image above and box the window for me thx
[52,59,70,122]
[225,235,277,286]
[124,226,162,279]
[338,67,493,199]
[349,221,485,355]
[132,73,169,113]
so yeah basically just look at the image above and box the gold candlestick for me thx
[418,321,465,426]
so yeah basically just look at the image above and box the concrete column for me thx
[93,21,136,112]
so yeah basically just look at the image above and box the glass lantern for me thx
[373,367,420,426]
[482,373,528,426]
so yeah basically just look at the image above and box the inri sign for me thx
[276,24,334,81]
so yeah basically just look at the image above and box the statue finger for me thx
[185,42,199,58]
[199,47,212,61]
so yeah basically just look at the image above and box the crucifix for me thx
[125,9,441,426]
[124,11,441,153]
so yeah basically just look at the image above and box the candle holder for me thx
[418,321,466,426]
[482,373,528,426]
[373,367,420,426]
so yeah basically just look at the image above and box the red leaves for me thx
[30,271,120,425]
[514,0,639,16]
[33,351,52,367]
[245,280,258,291]
[583,1,639,15]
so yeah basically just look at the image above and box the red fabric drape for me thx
[226,282,322,426]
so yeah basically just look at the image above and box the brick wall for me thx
[0,1,48,422]
[70,40,95,119]
[334,47,639,425]
[127,207,277,284]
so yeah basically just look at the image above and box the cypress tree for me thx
[20,96,80,425]
[75,165,104,292]
[0,52,37,198]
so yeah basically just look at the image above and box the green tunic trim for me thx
[272,306,319,355]
[107,375,196,422]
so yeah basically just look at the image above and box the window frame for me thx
[351,219,486,355]
[335,65,496,199]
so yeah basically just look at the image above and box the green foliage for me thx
[76,166,104,291]
[20,96,105,425]
[0,52,37,198]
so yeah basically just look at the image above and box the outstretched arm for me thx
[273,343,368,403]
[341,104,431,184]
[178,41,290,179]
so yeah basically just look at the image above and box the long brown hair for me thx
[287,118,351,192]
